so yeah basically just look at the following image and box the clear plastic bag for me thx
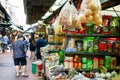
[52,17,63,35]
[78,0,102,26]
[58,1,80,29]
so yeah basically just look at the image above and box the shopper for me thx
[29,36,36,60]
[12,34,28,77]
[36,34,47,60]
[24,35,30,51]
[2,34,9,53]
[0,33,3,53]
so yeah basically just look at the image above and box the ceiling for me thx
[23,0,56,24]
[23,0,120,24]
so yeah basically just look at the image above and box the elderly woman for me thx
[12,34,28,77]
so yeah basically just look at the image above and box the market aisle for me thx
[0,51,39,80]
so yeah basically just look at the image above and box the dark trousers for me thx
[36,52,41,60]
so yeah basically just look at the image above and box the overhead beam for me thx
[102,0,120,10]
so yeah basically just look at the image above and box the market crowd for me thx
[0,30,47,77]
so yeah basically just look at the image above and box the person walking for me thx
[36,34,47,60]
[12,34,28,77]
[0,33,3,53]
[2,34,9,53]
[29,36,36,60]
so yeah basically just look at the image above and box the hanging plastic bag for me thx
[58,1,71,27]
[52,17,64,35]
[78,0,102,26]
[58,1,81,29]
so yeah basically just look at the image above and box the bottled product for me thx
[93,58,99,69]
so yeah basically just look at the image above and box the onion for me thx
[93,13,99,21]
[95,18,102,25]
[86,15,93,23]
[88,2,98,11]
[79,14,86,23]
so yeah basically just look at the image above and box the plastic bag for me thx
[58,1,80,29]
[78,0,102,26]
[52,17,64,35]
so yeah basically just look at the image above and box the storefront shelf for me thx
[48,42,62,45]
[48,50,59,53]
[65,52,118,56]
[63,68,120,72]
[66,34,120,38]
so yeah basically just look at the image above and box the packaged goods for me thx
[86,23,94,34]
[83,37,94,52]
[102,15,112,34]
[64,57,73,68]
[98,39,107,52]
[76,40,83,52]
[93,58,99,69]
[86,59,93,69]
[107,38,117,53]
[110,17,120,35]
[105,56,111,69]
[73,55,79,62]
[111,57,116,68]
[64,60,69,69]
[82,57,87,64]
[82,64,87,69]
[73,61,78,68]
[61,38,66,50]
[48,35,54,43]
[78,62,82,68]
[66,38,77,52]
[59,50,65,64]
[54,35,60,43]
[113,41,120,54]
[99,58,104,68]
[68,38,76,48]
[94,37,100,52]
[48,26,55,35]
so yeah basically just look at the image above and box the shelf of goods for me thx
[62,31,120,80]
[64,33,120,71]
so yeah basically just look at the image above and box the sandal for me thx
[22,74,28,77]
[16,74,20,77]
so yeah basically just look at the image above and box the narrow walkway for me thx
[0,51,39,80]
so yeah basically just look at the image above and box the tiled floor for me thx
[0,51,40,80]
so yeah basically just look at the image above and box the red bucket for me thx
[37,63,42,71]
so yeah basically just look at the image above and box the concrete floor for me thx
[0,51,39,80]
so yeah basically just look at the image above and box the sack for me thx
[78,0,102,26]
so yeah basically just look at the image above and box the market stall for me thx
[31,0,120,80]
